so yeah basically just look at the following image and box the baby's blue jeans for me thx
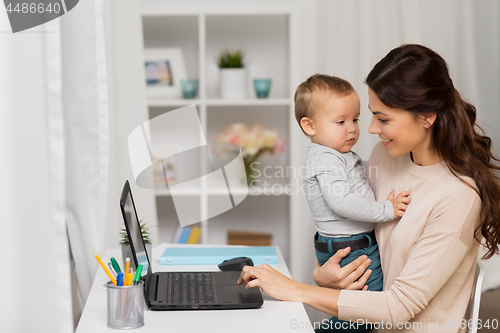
[314,232,383,333]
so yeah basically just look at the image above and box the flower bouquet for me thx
[214,123,285,185]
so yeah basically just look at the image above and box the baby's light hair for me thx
[294,74,354,136]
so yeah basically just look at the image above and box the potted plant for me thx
[217,49,247,99]
[119,220,153,270]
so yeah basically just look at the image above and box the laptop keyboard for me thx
[167,272,214,304]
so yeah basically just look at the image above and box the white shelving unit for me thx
[140,2,301,263]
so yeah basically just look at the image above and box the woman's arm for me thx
[237,251,373,316]
[238,191,481,324]
[237,264,344,316]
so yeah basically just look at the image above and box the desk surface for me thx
[76,245,314,332]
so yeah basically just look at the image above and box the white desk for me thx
[76,245,314,332]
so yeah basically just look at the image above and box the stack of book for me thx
[227,230,272,246]
[171,226,201,244]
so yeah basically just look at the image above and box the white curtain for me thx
[61,0,109,308]
[321,0,500,288]
[0,0,108,331]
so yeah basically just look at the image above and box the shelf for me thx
[155,188,200,197]
[138,3,300,265]
[142,15,199,80]
[141,3,299,16]
[205,98,291,106]
[206,14,289,100]
[148,99,201,107]
[155,185,291,197]
[147,98,291,107]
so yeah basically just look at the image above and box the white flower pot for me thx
[220,68,247,99]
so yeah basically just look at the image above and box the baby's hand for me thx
[387,190,411,218]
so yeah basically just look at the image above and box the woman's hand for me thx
[238,264,342,316]
[237,264,301,302]
[313,247,372,290]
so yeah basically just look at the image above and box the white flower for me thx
[214,123,285,159]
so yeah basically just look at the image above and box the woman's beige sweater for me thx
[337,142,482,332]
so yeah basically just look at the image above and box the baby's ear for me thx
[300,117,315,136]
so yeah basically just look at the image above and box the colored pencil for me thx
[93,251,117,285]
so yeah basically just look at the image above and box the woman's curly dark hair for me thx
[366,44,500,259]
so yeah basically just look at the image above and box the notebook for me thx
[160,246,278,265]
[119,180,263,310]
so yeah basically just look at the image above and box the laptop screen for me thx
[120,181,151,279]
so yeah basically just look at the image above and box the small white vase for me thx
[220,68,247,99]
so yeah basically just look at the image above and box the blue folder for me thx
[159,246,278,265]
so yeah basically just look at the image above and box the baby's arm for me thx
[387,190,411,218]
[314,153,395,222]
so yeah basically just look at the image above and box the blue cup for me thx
[253,79,272,98]
[181,79,199,99]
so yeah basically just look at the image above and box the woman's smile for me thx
[381,138,392,146]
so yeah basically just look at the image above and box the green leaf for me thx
[216,49,245,68]
[119,220,153,245]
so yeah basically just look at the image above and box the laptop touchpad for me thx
[220,284,254,294]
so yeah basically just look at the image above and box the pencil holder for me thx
[105,281,145,329]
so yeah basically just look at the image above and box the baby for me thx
[295,74,410,331]
[295,74,410,289]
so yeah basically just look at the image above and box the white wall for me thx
[103,0,159,251]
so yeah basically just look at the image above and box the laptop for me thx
[119,180,263,310]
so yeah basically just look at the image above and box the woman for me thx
[238,44,500,332]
